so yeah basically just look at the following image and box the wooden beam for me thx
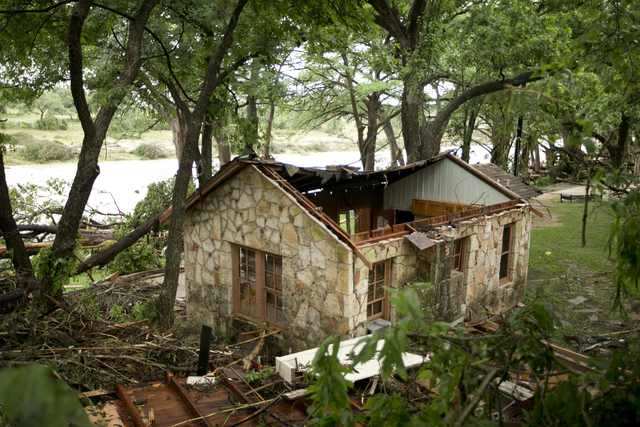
[165,372,213,427]
[115,384,146,427]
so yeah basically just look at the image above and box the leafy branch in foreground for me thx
[609,189,640,308]
[308,283,640,426]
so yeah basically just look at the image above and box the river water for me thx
[5,147,491,215]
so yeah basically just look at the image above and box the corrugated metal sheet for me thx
[383,158,510,210]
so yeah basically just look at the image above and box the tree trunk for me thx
[513,115,524,176]
[245,94,258,154]
[401,74,427,162]
[417,71,538,162]
[361,95,380,171]
[633,131,640,176]
[533,143,542,172]
[156,0,248,328]
[157,120,197,328]
[544,143,555,169]
[519,133,532,177]
[171,114,187,162]
[213,118,231,165]
[608,113,630,169]
[0,149,36,290]
[200,118,213,184]
[381,116,404,167]
[581,172,591,248]
[340,52,368,169]
[47,0,158,297]
[263,97,276,158]
[461,107,478,163]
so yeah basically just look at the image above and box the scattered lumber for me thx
[242,331,266,371]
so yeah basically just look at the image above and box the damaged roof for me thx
[176,152,530,255]
[473,163,541,200]
[183,151,523,207]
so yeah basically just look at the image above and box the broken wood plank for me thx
[78,388,114,399]
[283,388,309,400]
[115,384,146,427]
[165,372,212,427]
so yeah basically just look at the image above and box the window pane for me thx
[238,247,257,318]
[372,301,382,315]
[375,285,384,300]
[502,225,512,252]
[499,253,509,279]
[265,253,284,325]
[368,261,388,320]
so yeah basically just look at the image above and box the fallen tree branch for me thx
[0,229,115,258]
[75,213,161,274]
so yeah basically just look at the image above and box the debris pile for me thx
[1,271,211,390]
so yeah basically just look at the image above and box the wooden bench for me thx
[560,193,602,203]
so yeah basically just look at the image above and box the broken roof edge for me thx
[256,163,372,268]
[355,199,530,248]
[176,151,524,213]
[157,157,372,267]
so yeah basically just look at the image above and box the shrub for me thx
[110,237,163,274]
[132,143,167,159]
[534,175,554,188]
[0,133,16,150]
[35,114,68,130]
[20,140,74,162]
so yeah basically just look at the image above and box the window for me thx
[233,246,284,324]
[265,253,285,324]
[499,223,514,281]
[367,261,390,320]
[238,247,258,319]
[453,237,469,272]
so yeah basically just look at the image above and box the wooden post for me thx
[197,325,213,376]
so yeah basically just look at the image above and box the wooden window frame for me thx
[232,244,284,325]
[367,260,391,320]
[265,252,285,324]
[452,237,469,273]
[499,223,515,284]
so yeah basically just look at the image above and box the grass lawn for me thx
[526,199,638,347]
[528,201,614,279]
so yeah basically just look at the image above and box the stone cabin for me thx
[182,152,538,349]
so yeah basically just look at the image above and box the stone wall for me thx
[184,165,532,348]
[351,206,532,325]
[354,238,418,330]
[434,206,532,320]
[183,166,354,350]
